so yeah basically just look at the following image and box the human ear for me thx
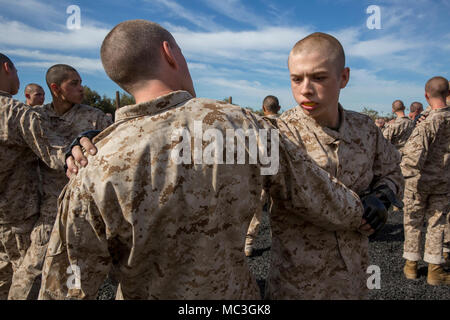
[340,67,350,89]
[162,41,178,69]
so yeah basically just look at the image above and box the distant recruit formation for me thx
[0,19,448,300]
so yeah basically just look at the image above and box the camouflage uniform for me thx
[38,91,364,300]
[245,114,279,252]
[8,103,112,300]
[266,104,404,300]
[382,116,414,156]
[0,91,64,299]
[401,106,450,265]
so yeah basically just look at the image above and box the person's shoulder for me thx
[185,98,262,121]
[76,104,107,115]
[279,106,299,120]
[344,109,378,129]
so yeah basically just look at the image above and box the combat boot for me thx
[403,260,418,279]
[427,263,450,286]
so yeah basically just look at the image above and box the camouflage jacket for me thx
[401,106,450,195]
[35,103,112,218]
[0,91,64,224]
[383,116,414,155]
[267,104,404,299]
[39,91,364,300]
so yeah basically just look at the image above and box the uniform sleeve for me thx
[15,106,65,170]
[400,125,430,189]
[371,122,404,198]
[382,124,393,142]
[39,180,112,300]
[268,119,363,232]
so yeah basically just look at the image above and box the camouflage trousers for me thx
[8,196,56,300]
[403,190,449,264]
[0,215,37,300]
[444,211,450,253]
[245,194,272,248]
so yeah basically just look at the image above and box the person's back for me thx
[402,106,450,194]
[383,100,414,155]
[48,92,276,299]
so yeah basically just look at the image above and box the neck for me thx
[132,80,180,105]
[395,111,405,118]
[429,99,447,110]
[314,104,340,130]
[0,80,11,94]
[52,99,74,116]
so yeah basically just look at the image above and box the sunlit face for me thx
[289,51,349,127]
[27,87,45,106]
[57,71,84,104]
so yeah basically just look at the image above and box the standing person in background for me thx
[383,100,414,157]
[0,53,64,300]
[401,76,450,285]
[245,95,280,257]
[8,64,112,300]
[375,117,386,131]
[24,84,45,107]
[409,102,423,124]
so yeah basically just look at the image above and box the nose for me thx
[300,77,314,96]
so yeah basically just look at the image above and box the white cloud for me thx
[200,0,266,27]
[6,49,103,73]
[0,18,108,51]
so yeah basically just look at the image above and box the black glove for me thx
[64,130,101,172]
[372,185,404,210]
[361,193,388,237]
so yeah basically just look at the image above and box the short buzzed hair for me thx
[409,102,423,113]
[425,76,449,99]
[101,20,176,92]
[262,95,280,114]
[392,100,405,112]
[25,83,43,94]
[290,32,345,75]
[46,64,78,90]
[0,53,14,69]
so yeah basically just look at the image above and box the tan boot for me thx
[403,260,418,279]
[427,263,450,286]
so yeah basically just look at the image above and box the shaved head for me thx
[262,95,280,114]
[101,20,176,92]
[0,53,14,69]
[392,100,405,112]
[25,83,43,94]
[425,76,449,100]
[46,64,78,91]
[409,102,423,113]
[289,32,345,75]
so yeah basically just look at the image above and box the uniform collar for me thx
[294,103,352,144]
[115,91,193,122]
[0,90,12,98]
[42,103,80,123]
[429,106,450,114]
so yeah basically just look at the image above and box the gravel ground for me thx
[97,208,449,300]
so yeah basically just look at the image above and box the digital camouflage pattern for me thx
[8,103,112,300]
[266,104,404,300]
[382,116,414,156]
[39,91,364,300]
[0,91,64,299]
[401,106,450,264]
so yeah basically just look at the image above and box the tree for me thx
[82,86,115,114]
[360,107,379,121]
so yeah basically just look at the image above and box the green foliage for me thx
[82,86,135,115]
[360,107,380,120]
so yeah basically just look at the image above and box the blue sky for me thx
[1,0,449,115]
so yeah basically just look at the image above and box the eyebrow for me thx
[290,70,329,77]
